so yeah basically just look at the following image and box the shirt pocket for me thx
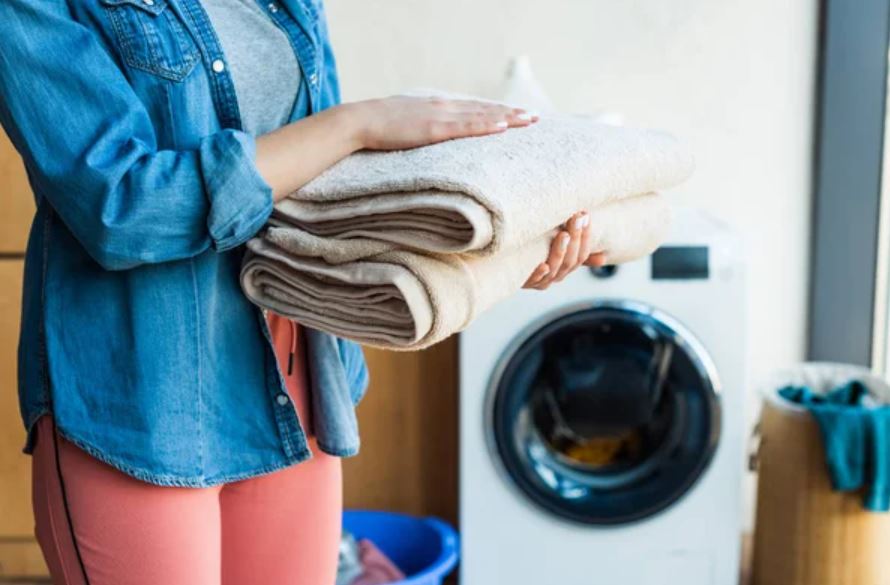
[100,0,200,82]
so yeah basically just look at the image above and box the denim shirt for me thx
[0,0,369,487]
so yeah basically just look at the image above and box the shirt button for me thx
[267,2,279,12]
[276,394,290,406]
[309,73,318,86]
[143,0,155,5]
[212,59,226,73]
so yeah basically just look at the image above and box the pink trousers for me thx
[31,314,343,585]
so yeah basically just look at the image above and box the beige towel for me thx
[242,113,693,350]
[242,194,671,350]
[272,115,694,257]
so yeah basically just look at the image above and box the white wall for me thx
[326,0,819,527]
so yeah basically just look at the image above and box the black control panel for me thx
[651,246,709,280]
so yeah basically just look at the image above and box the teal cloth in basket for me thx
[779,382,890,512]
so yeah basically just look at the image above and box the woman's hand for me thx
[523,211,608,290]
[351,96,537,151]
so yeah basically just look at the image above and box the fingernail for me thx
[540,265,550,276]
[495,120,509,129]
[517,112,534,122]
[581,214,590,228]
[573,216,584,231]
[560,233,570,249]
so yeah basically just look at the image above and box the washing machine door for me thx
[487,300,721,525]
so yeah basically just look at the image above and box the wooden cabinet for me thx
[0,131,34,253]
[343,341,459,527]
[0,131,44,579]
[0,260,46,579]
[343,342,460,585]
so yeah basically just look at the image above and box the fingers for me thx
[551,220,582,282]
[456,102,538,128]
[451,111,537,138]
[527,230,570,290]
[522,262,551,288]
[524,211,598,291]
[583,251,608,267]
[547,230,571,271]
[372,96,540,151]
[553,212,591,282]
[433,117,509,141]
[429,98,538,141]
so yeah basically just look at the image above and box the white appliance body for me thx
[459,208,746,585]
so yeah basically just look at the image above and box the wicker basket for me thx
[752,363,890,585]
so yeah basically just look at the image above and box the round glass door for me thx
[486,300,721,525]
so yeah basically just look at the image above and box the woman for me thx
[0,1,604,583]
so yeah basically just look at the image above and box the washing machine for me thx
[459,207,746,585]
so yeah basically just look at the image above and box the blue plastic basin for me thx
[343,510,459,585]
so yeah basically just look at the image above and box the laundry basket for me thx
[343,510,459,585]
[751,363,890,585]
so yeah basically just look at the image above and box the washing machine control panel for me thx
[651,246,710,280]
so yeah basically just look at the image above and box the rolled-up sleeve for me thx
[200,130,273,252]
[0,0,273,270]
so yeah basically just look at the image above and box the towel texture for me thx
[242,194,671,349]
[241,112,693,350]
[352,539,406,585]
[273,116,693,257]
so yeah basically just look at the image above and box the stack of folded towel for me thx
[241,112,694,350]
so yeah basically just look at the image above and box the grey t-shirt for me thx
[201,0,302,136]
